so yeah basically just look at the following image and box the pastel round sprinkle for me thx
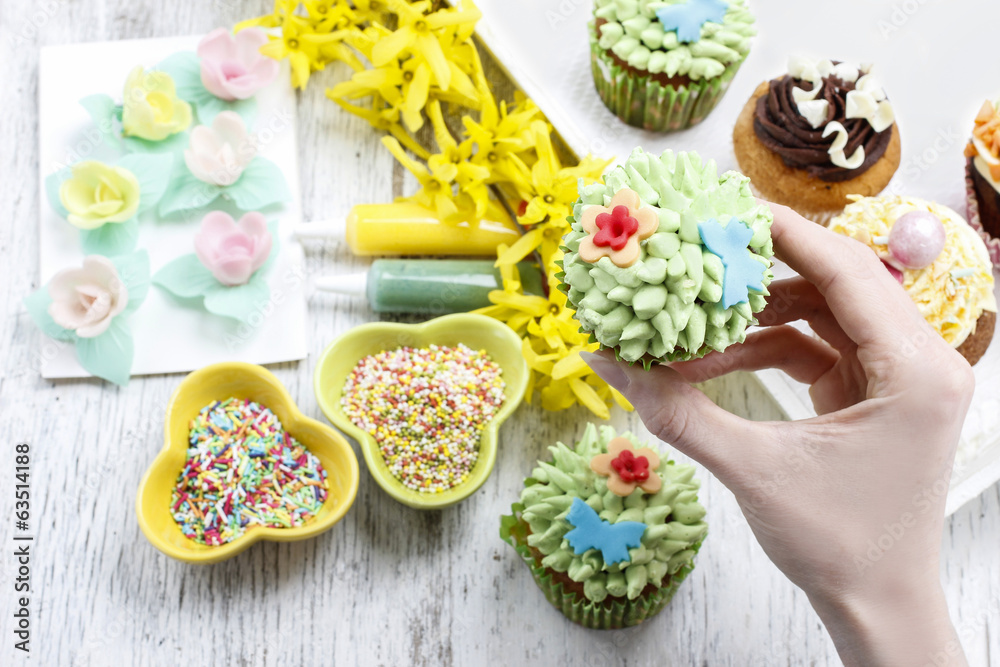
[340,344,505,494]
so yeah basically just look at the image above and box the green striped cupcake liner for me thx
[500,503,699,629]
[589,37,745,133]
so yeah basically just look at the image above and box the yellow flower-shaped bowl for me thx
[313,313,529,509]
[136,362,360,564]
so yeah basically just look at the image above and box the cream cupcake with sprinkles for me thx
[830,196,996,365]
[500,423,707,629]
[558,147,774,367]
[591,0,756,132]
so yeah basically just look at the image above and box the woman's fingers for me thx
[765,201,925,349]
[582,350,775,482]
[668,325,840,385]
[758,277,854,353]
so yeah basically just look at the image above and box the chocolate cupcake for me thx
[733,57,901,223]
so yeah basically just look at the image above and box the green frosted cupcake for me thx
[591,0,755,132]
[558,148,774,366]
[500,423,707,629]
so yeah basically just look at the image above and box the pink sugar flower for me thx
[197,28,279,101]
[194,211,272,286]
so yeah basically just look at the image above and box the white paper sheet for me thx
[37,35,308,379]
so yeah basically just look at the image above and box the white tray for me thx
[473,0,1000,515]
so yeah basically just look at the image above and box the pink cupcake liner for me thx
[964,168,1000,268]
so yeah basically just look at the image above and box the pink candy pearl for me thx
[888,211,946,269]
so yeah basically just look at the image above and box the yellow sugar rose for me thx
[59,161,141,230]
[121,66,192,141]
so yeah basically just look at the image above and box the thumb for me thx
[582,350,774,485]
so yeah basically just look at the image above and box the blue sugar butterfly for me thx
[656,0,730,44]
[564,497,646,565]
[698,218,766,309]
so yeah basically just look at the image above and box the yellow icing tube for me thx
[294,201,522,256]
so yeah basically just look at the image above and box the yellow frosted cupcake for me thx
[830,195,996,364]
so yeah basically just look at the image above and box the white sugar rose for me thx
[47,256,128,338]
[184,111,256,186]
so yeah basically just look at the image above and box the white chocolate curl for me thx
[823,121,866,169]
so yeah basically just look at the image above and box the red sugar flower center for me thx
[593,205,639,251]
[610,449,649,483]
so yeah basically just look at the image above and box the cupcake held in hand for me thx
[733,57,901,223]
[559,148,774,367]
[591,0,756,132]
[964,99,1000,266]
[829,195,996,365]
[500,423,707,629]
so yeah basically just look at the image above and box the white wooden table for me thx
[1,2,998,665]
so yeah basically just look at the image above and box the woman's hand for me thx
[583,202,973,667]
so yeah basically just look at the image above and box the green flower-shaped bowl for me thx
[313,313,529,509]
[136,362,360,564]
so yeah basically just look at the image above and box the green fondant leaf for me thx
[111,249,151,312]
[117,153,174,213]
[153,254,219,299]
[156,52,257,125]
[197,95,257,126]
[225,157,290,211]
[44,168,70,218]
[202,278,271,323]
[155,52,203,101]
[259,221,281,272]
[23,288,76,342]
[80,219,140,256]
[122,131,190,155]
[158,169,224,217]
[76,317,134,386]
[79,93,121,149]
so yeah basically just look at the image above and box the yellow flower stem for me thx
[487,183,549,299]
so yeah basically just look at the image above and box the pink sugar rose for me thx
[47,256,128,338]
[194,211,272,286]
[197,27,279,101]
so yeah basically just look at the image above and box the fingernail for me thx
[581,351,630,392]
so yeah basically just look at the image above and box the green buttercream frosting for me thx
[593,0,755,80]
[560,148,774,363]
[519,423,707,603]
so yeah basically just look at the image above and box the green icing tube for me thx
[315,259,544,315]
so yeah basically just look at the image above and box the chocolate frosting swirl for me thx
[753,74,892,182]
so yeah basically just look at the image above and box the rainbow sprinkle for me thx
[171,398,329,546]
[340,344,505,493]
